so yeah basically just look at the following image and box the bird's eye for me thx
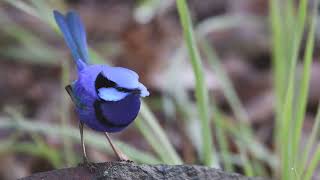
[115,87,141,95]
[95,72,116,92]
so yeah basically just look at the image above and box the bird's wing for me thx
[53,10,89,70]
[65,84,87,110]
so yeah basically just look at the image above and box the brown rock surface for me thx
[20,162,267,180]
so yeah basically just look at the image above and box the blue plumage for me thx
[65,11,89,63]
[53,10,88,70]
[54,10,149,133]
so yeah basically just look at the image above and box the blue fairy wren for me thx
[53,10,149,165]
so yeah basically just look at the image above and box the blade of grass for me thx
[135,118,172,163]
[164,46,211,165]
[211,102,234,172]
[211,111,278,169]
[201,40,258,176]
[195,13,276,175]
[0,12,60,65]
[0,116,162,164]
[138,102,182,164]
[30,134,64,168]
[176,0,214,166]
[192,14,273,173]
[0,140,63,168]
[134,0,161,24]
[4,0,56,27]
[200,40,249,124]
[237,141,254,176]
[196,15,263,37]
[303,144,320,180]
[3,0,39,19]
[300,101,320,178]
[283,0,308,178]
[270,1,294,178]
[270,0,309,178]
[60,60,77,166]
[30,0,56,26]
[294,0,318,174]
[0,128,63,168]
[270,3,287,172]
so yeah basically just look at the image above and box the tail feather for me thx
[66,11,89,63]
[53,10,89,70]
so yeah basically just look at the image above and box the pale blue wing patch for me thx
[98,87,129,101]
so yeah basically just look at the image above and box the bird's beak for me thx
[132,89,141,95]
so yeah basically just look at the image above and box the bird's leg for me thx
[79,122,88,163]
[104,132,130,162]
[65,85,96,172]
[79,122,96,172]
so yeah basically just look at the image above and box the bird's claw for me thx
[119,159,134,163]
[78,160,97,173]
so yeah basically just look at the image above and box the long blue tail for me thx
[53,10,89,71]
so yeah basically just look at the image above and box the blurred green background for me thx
[0,0,319,179]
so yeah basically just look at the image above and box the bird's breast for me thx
[93,94,141,132]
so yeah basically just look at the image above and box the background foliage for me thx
[0,0,319,179]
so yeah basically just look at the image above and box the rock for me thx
[20,162,267,180]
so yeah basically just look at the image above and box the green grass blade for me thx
[270,0,288,177]
[0,116,161,164]
[212,105,234,172]
[176,0,214,166]
[270,0,309,179]
[134,118,171,163]
[0,140,63,168]
[294,0,318,173]
[303,145,320,180]
[200,40,249,124]
[4,0,56,27]
[60,61,77,166]
[237,142,254,176]
[201,40,265,176]
[3,0,39,19]
[138,102,182,164]
[300,102,320,177]
[0,12,60,65]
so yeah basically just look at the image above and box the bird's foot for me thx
[119,159,134,163]
[116,152,133,163]
[78,160,97,173]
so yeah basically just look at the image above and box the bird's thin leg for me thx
[104,132,130,161]
[79,122,88,163]
[65,86,89,163]
[79,122,97,172]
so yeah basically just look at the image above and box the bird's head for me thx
[94,66,149,102]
